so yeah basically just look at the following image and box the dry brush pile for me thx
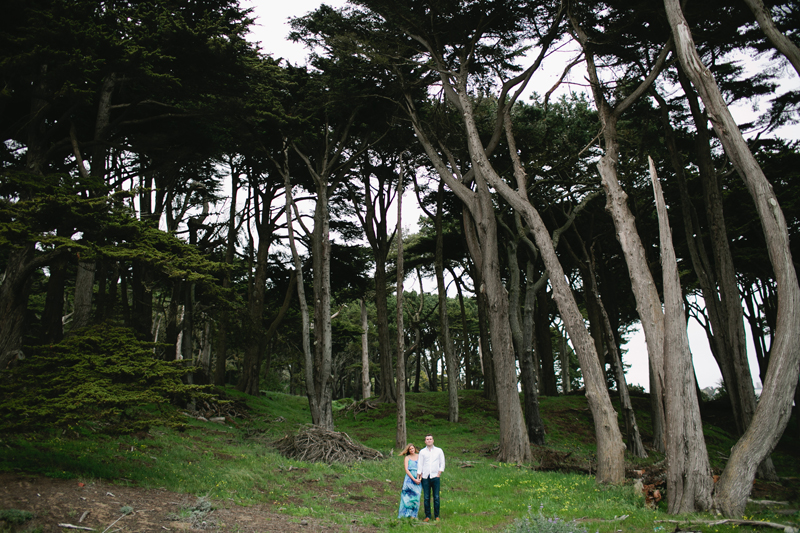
[273,426,385,464]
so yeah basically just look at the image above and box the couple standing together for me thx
[398,434,445,522]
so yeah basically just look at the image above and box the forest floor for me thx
[4,465,800,533]
[2,390,800,533]
[0,471,387,532]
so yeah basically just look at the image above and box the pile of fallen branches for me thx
[273,426,384,464]
[339,398,380,419]
[183,398,250,426]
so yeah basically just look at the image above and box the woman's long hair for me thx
[400,443,417,456]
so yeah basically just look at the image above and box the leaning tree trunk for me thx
[285,174,325,428]
[586,251,647,459]
[571,19,671,453]
[665,0,800,516]
[466,103,625,482]
[651,158,713,513]
[503,196,625,481]
[657,84,777,480]
[409,85,529,464]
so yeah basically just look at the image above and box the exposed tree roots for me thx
[273,426,384,464]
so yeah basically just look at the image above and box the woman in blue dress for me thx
[398,443,421,518]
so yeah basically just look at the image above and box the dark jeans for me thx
[421,476,440,519]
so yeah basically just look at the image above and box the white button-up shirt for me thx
[418,445,445,479]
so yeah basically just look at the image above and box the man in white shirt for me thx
[416,433,445,522]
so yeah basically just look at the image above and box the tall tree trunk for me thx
[215,167,239,386]
[665,0,800,516]
[375,257,396,403]
[521,260,545,444]
[69,75,116,334]
[434,181,459,423]
[351,162,397,404]
[310,182,334,429]
[237,233,269,395]
[470,173,531,463]
[656,85,777,479]
[360,298,372,399]
[408,81,532,463]
[588,250,647,458]
[500,214,546,444]
[650,158,713,513]
[285,174,325,427]
[464,102,625,482]
[534,289,558,396]
[463,210,496,402]
[396,178,407,449]
[572,22,670,454]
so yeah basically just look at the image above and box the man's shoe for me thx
[435,517,440,521]
[423,517,430,522]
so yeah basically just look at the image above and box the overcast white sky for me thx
[242,0,798,392]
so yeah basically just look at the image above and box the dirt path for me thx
[0,473,383,532]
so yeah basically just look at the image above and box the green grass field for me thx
[1,388,798,532]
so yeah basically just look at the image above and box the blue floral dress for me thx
[398,459,421,518]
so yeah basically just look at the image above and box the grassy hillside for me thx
[1,389,798,532]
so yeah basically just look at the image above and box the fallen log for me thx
[655,518,798,533]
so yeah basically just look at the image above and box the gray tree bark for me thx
[360,298,372,400]
[395,174,407,449]
[571,18,670,453]
[408,107,530,463]
[654,85,778,480]
[463,209,496,402]
[664,0,800,516]
[461,99,624,480]
[284,173,326,428]
[650,158,713,513]
[433,181,459,423]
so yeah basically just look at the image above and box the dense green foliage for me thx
[0,325,215,432]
